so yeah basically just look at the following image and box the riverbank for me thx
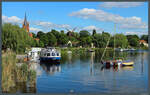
[2,51,36,93]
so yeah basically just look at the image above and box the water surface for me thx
[35,50,148,93]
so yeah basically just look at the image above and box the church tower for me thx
[22,12,32,37]
[22,12,29,32]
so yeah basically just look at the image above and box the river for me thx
[7,50,148,93]
[35,50,148,93]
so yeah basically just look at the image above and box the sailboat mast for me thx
[113,23,116,59]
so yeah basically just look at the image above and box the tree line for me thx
[2,23,148,53]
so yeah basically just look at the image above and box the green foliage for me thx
[92,32,110,48]
[3,23,144,51]
[113,34,128,48]
[126,35,140,47]
[2,23,36,53]
[51,29,60,38]
[32,33,36,38]
[92,29,96,36]
[80,30,90,38]
[58,33,68,46]
[47,32,57,46]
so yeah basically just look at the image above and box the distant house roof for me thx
[139,40,147,43]
[35,38,39,41]
[29,33,33,37]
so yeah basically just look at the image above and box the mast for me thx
[100,34,111,61]
[113,23,116,60]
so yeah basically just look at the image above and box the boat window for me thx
[52,53,55,56]
[47,53,50,56]
[57,53,59,56]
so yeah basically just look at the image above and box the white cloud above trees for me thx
[69,8,147,29]
[99,2,144,8]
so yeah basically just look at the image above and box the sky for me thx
[2,2,148,36]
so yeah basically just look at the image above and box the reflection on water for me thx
[40,63,61,75]
[8,82,36,93]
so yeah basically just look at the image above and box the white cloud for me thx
[35,21,71,29]
[30,27,42,33]
[82,25,103,32]
[2,15,23,24]
[2,15,71,32]
[69,8,148,29]
[125,31,148,35]
[99,2,144,8]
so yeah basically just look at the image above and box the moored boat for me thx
[40,47,61,62]
[100,23,134,68]
[27,47,42,62]
[121,61,134,66]
[87,48,94,52]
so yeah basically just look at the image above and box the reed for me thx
[2,51,16,92]
[28,70,36,87]
[2,51,37,93]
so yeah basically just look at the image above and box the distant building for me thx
[139,40,148,47]
[67,41,72,47]
[22,12,33,37]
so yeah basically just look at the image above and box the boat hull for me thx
[121,61,134,66]
[40,57,61,62]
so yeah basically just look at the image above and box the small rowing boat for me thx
[121,61,134,66]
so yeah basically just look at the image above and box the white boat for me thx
[27,47,42,62]
[40,47,61,62]
[115,48,123,52]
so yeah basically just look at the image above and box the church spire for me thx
[22,12,29,33]
[24,12,27,26]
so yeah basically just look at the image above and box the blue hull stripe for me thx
[40,57,61,61]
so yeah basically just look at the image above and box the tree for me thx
[126,35,140,47]
[46,32,57,46]
[39,34,48,47]
[92,29,96,36]
[79,30,92,47]
[114,34,128,48]
[51,29,60,39]
[32,32,36,38]
[37,31,44,38]
[79,30,90,38]
[2,23,35,53]
[60,30,64,34]
[58,33,68,46]
[129,38,139,47]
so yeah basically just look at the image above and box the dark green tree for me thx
[126,35,140,47]
[46,32,57,46]
[92,29,96,36]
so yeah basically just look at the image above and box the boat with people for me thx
[40,47,61,62]
[100,23,134,67]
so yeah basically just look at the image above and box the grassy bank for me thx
[2,51,36,93]
[60,47,114,54]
